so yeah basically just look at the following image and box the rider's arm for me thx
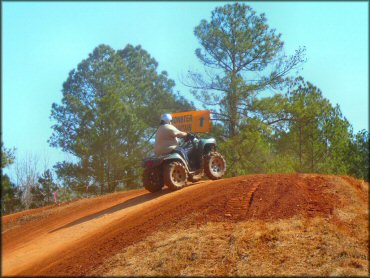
[168,125,187,138]
[177,131,187,138]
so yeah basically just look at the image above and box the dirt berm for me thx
[2,174,368,276]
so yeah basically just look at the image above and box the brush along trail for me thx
[2,174,368,276]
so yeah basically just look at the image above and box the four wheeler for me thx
[142,133,226,192]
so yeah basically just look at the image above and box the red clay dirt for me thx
[1,173,365,276]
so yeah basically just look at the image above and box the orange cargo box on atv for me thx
[171,110,210,133]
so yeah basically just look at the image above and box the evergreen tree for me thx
[1,143,23,214]
[50,44,194,193]
[187,3,305,137]
[1,142,15,169]
[219,118,271,176]
[37,170,59,205]
[277,78,352,173]
[348,129,369,181]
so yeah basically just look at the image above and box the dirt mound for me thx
[97,217,368,276]
[95,174,368,277]
[2,174,368,276]
[195,173,339,222]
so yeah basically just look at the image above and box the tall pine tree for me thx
[50,44,194,193]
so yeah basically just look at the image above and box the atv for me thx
[142,133,226,192]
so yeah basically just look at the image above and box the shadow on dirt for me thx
[49,188,172,233]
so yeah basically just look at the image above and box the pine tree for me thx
[187,3,305,137]
[50,44,194,193]
[1,143,23,214]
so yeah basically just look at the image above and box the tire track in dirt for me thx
[246,182,259,212]
[224,181,260,220]
[2,189,149,276]
[3,176,256,276]
[2,174,351,276]
[30,178,252,276]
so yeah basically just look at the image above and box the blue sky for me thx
[2,1,368,177]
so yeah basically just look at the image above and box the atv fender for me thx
[202,138,216,145]
[163,153,190,173]
[199,138,216,154]
[142,157,163,168]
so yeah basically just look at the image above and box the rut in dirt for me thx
[2,173,352,276]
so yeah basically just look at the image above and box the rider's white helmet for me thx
[161,113,172,124]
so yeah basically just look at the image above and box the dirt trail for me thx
[2,174,367,276]
[2,189,148,275]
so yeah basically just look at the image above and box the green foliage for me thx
[30,170,59,207]
[2,174,23,214]
[347,130,369,181]
[50,44,194,193]
[54,161,92,193]
[1,143,23,214]
[219,119,271,176]
[279,78,352,174]
[188,2,305,137]
[217,77,362,179]
[1,142,15,169]
[187,3,360,179]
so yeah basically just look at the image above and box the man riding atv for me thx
[142,112,226,192]
[154,113,188,158]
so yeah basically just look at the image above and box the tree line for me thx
[2,3,368,214]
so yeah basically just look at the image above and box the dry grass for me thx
[94,216,368,276]
[93,176,368,277]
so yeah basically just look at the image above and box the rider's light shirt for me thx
[154,124,183,156]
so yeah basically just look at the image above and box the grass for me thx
[93,216,368,276]
[93,175,368,276]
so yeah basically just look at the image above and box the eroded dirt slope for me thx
[2,174,368,276]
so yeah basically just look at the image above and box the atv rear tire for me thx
[164,161,188,190]
[143,167,164,193]
[204,152,226,180]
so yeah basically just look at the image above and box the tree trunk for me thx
[228,71,238,137]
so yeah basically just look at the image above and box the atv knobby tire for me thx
[164,161,188,190]
[204,152,226,180]
[143,167,164,193]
